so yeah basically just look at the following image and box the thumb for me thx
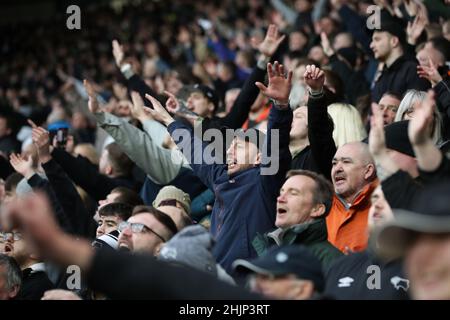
[255,82,267,93]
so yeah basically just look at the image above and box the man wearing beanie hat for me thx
[158,225,235,285]
[153,186,192,231]
[233,245,325,300]
[370,13,430,102]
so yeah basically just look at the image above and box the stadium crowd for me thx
[1,0,450,300]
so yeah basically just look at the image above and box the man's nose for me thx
[277,193,287,203]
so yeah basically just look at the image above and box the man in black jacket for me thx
[324,185,410,300]
[3,231,54,300]
[370,16,430,102]
[376,182,450,300]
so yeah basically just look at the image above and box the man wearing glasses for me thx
[117,206,178,256]
[1,231,54,299]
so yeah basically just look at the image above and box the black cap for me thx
[374,12,407,45]
[191,84,219,111]
[375,182,450,259]
[232,245,325,292]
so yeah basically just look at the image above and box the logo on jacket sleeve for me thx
[390,276,409,291]
[338,277,354,288]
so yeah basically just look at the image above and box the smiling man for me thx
[252,170,342,268]
[326,142,378,254]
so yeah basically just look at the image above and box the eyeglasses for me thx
[1,232,22,242]
[117,221,166,242]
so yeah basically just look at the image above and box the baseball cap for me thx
[153,186,191,215]
[190,84,220,111]
[232,245,325,292]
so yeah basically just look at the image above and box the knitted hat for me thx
[153,186,191,215]
[92,230,120,251]
[158,225,217,276]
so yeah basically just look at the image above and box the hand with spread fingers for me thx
[83,79,101,113]
[408,90,436,147]
[28,119,52,163]
[255,61,292,107]
[143,93,175,126]
[130,91,153,122]
[251,24,286,58]
[9,153,35,179]
[417,58,443,87]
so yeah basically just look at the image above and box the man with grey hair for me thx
[0,253,22,300]
[326,141,378,254]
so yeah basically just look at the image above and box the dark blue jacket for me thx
[140,167,206,206]
[167,106,292,273]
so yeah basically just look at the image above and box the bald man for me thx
[326,142,378,254]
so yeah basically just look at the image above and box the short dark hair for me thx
[132,205,178,237]
[323,70,345,101]
[428,37,450,62]
[0,254,22,292]
[381,91,402,101]
[286,170,334,216]
[98,202,133,221]
[110,187,143,207]
[105,143,134,177]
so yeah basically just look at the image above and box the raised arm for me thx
[92,90,186,185]
[409,90,450,183]
[142,94,226,189]
[255,61,293,195]
[112,39,164,107]
[30,122,95,238]
[9,153,73,235]
[305,65,337,180]
[216,24,285,130]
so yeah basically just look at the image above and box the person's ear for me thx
[390,35,400,49]
[207,102,215,113]
[254,151,262,165]
[8,284,20,299]
[105,164,113,176]
[364,163,376,180]
[154,242,164,256]
[310,203,326,218]
[293,280,315,300]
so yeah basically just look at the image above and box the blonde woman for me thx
[395,89,443,144]
[327,103,367,148]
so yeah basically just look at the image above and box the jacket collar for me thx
[268,219,328,245]
[335,179,379,209]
